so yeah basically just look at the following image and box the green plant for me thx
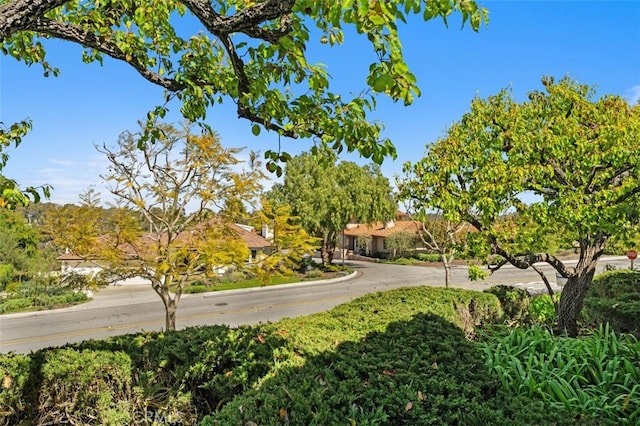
[480,324,640,425]
[417,253,441,262]
[584,270,640,337]
[0,290,88,314]
[305,269,323,279]
[208,314,577,425]
[485,285,531,324]
[529,294,558,325]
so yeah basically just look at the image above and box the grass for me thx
[183,270,350,294]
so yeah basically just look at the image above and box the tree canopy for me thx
[95,122,263,330]
[400,76,640,336]
[1,0,487,171]
[269,150,396,265]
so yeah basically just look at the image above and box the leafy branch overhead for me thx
[0,0,488,164]
[0,120,51,208]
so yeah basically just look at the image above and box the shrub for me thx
[0,287,502,424]
[183,284,210,294]
[0,349,134,425]
[529,294,558,325]
[305,269,323,279]
[0,264,15,291]
[0,291,88,314]
[584,270,640,337]
[0,353,32,425]
[417,252,441,262]
[485,285,531,324]
[208,314,577,426]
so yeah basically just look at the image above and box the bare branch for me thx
[530,263,559,314]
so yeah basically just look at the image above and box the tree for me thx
[385,230,416,260]
[269,151,396,266]
[97,122,263,331]
[1,0,487,170]
[251,197,318,284]
[40,188,105,256]
[401,76,640,336]
[0,208,40,288]
[395,195,470,287]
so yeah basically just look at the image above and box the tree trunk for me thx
[557,241,603,337]
[320,238,335,266]
[443,262,451,288]
[557,273,593,337]
[153,281,178,331]
[165,300,177,331]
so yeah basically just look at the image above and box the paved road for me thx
[0,257,632,353]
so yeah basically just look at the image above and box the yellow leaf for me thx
[2,374,12,389]
[405,401,413,411]
[278,408,288,420]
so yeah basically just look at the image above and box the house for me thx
[57,221,274,285]
[340,215,423,258]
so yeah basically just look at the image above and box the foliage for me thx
[0,287,88,313]
[210,314,576,426]
[251,197,318,285]
[584,270,640,337]
[40,193,105,257]
[417,252,443,262]
[96,122,262,330]
[268,150,396,265]
[0,208,55,290]
[0,286,501,424]
[480,324,640,425]
[467,262,489,281]
[385,230,416,259]
[400,76,640,336]
[485,285,531,324]
[529,294,559,326]
[0,120,51,209]
[1,0,487,169]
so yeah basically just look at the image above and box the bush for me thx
[584,270,640,337]
[0,349,134,425]
[0,264,15,291]
[208,314,578,426]
[0,287,501,424]
[529,294,558,325]
[305,269,323,279]
[417,252,441,262]
[0,290,88,314]
[485,285,531,324]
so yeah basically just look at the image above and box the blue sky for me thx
[1,1,639,205]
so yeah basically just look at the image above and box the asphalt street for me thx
[0,257,632,353]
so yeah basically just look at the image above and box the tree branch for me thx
[182,0,294,42]
[27,17,184,91]
[0,0,67,40]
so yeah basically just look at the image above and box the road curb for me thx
[0,271,361,319]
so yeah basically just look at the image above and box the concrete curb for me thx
[0,271,361,318]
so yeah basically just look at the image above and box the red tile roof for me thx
[342,220,421,238]
[57,219,273,261]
